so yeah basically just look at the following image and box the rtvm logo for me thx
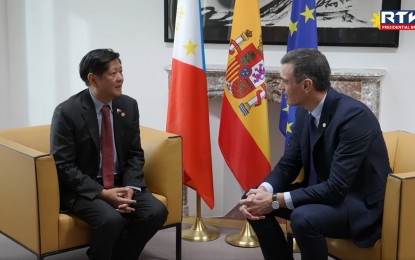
[380,10,415,30]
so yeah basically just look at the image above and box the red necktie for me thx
[101,105,114,189]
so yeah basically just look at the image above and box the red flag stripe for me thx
[218,95,271,191]
[167,58,214,208]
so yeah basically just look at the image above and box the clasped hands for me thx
[239,187,273,220]
[99,187,136,214]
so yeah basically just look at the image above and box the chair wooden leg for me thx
[176,223,182,260]
[287,232,294,256]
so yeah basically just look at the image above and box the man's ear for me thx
[87,73,96,87]
[303,79,313,92]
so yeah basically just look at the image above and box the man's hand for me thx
[239,188,273,220]
[99,187,136,214]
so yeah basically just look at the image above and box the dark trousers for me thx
[247,202,352,260]
[71,188,168,260]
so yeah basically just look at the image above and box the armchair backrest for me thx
[0,125,50,153]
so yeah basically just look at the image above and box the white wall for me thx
[1,0,414,217]
[0,0,9,125]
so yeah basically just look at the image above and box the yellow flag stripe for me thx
[224,0,270,162]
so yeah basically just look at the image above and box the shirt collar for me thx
[88,89,113,114]
[310,93,327,125]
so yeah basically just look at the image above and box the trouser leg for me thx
[290,203,351,260]
[71,198,124,260]
[248,214,294,260]
[113,189,168,260]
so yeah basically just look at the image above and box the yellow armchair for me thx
[0,125,183,260]
[286,131,415,260]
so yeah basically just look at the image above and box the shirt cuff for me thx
[260,182,273,193]
[284,192,294,210]
[126,186,141,192]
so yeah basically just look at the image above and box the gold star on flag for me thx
[176,8,184,19]
[286,122,293,133]
[288,20,298,36]
[175,8,184,32]
[183,39,197,56]
[300,5,315,23]
[283,104,290,112]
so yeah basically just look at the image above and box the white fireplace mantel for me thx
[165,64,386,118]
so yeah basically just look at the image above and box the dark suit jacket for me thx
[50,89,146,211]
[263,87,390,247]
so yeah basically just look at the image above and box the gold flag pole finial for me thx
[225,220,260,247]
[182,194,220,242]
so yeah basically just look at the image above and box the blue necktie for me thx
[308,114,318,186]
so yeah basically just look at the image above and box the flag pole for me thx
[182,194,219,242]
[225,218,259,247]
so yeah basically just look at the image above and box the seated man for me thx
[50,48,168,260]
[240,48,390,260]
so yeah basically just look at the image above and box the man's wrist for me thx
[257,185,267,192]
[126,186,141,193]
[276,193,286,208]
[271,193,280,209]
[98,188,108,199]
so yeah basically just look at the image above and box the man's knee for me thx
[98,210,125,235]
[153,202,168,225]
[290,206,318,233]
[136,199,168,227]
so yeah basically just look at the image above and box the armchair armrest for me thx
[382,171,415,260]
[139,126,183,226]
[0,136,60,254]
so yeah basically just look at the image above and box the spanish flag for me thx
[166,0,214,208]
[218,0,271,191]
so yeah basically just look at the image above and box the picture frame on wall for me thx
[164,0,401,47]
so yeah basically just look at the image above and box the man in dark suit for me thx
[50,49,168,260]
[239,49,390,260]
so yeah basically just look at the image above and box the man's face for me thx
[92,59,123,103]
[278,63,306,106]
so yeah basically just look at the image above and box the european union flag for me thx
[279,0,318,147]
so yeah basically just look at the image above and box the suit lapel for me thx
[81,90,100,151]
[301,112,312,174]
[304,87,336,176]
[112,98,125,162]
[311,87,335,147]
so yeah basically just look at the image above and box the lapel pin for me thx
[116,108,125,117]
[322,123,326,128]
